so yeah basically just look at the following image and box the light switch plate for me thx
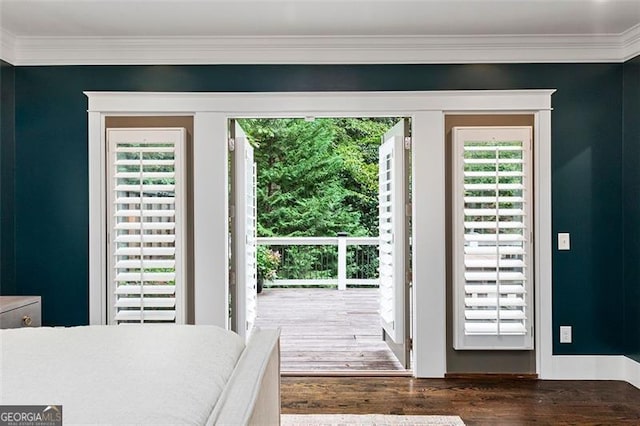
[558,233,571,250]
[560,326,572,343]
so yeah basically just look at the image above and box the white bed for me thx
[0,325,280,425]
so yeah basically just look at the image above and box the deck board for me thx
[255,288,405,372]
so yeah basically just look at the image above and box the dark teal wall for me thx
[0,60,16,295]
[623,55,640,363]
[14,64,624,355]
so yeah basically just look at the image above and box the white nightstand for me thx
[0,296,42,329]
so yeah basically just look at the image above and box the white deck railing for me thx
[256,236,379,290]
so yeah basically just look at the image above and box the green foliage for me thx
[331,118,398,234]
[242,118,359,237]
[239,117,399,282]
[277,245,337,280]
[240,117,399,238]
[256,245,281,280]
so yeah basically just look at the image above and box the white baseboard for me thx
[625,356,640,389]
[542,355,626,380]
[540,355,639,389]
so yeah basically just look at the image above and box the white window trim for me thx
[86,90,555,379]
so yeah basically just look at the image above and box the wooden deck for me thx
[255,288,405,372]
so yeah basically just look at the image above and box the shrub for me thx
[257,246,281,281]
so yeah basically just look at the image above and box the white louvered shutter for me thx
[107,128,186,324]
[247,161,258,332]
[378,124,407,345]
[232,121,258,341]
[453,127,533,350]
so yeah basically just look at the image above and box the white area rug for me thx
[281,414,465,426]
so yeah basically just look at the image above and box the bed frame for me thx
[211,328,281,425]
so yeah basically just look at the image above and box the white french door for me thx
[378,118,411,368]
[230,120,258,341]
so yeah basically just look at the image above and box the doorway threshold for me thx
[282,369,413,377]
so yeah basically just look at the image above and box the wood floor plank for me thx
[255,288,405,372]
[281,377,640,425]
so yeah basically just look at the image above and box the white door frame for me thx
[86,90,556,379]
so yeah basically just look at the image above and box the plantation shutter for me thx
[107,128,186,324]
[378,120,409,350]
[377,118,411,368]
[231,120,258,340]
[453,126,533,350]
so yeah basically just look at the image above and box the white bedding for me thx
[0,325,248,425]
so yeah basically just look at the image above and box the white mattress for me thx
[0,325,246,425]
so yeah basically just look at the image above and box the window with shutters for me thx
[107,128,186,324]
[452,126,533,350]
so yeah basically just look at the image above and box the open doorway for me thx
[228,117,412,373]
[88,89,553,379]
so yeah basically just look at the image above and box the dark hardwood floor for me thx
[281,377,640,425]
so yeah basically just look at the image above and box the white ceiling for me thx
[2,0,640,37]
[1,0,639,65]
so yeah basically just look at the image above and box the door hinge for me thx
[406,270,412,285]
[228,137,235,151]
[405,203,412,217]
[229,205,235,218]
[407,337,413,351]
[229,271,236,288]
[404,136,412,150]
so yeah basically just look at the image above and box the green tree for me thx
[329,118,399,234]
[239,117,400,282]
[239,118,366,237]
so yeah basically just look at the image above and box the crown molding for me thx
[0,29,17,64]
[2,32,638,66]
[622,23,640,61]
